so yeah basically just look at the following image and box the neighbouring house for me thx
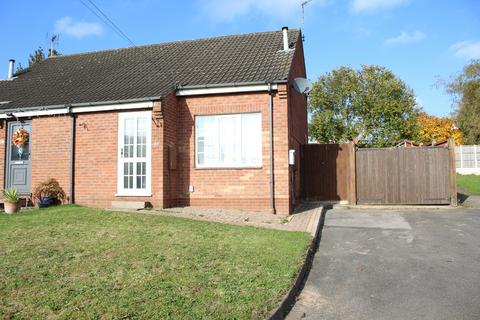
[0,27,307,214]
[456,145,480,175]
[401,139,448,148]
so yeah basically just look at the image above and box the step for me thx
[111,201,147,210]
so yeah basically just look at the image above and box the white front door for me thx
[117,111,152,196]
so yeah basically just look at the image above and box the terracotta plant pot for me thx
[4,201,20,214]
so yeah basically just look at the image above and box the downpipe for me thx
[268,84,276,214]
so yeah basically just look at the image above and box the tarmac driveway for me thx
[287,207,480,320]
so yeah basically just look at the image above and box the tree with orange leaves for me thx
[416,112,463,145]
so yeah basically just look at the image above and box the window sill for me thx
[115,192,152,197]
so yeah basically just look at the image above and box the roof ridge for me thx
[49,28,300,59]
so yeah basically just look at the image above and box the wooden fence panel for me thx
[356,147,452,205]
[301,142,355,202]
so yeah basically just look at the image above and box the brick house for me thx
[0,28,307,215]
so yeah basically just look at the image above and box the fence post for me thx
[448,138,458,206]
[348,141,357,205]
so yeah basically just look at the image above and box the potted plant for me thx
[3,188,20,214]
[33,178,66,208]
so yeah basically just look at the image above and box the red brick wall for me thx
[175,91,290,214]
[287,32,308,210]
[31,115,71,201]
[161,92,178,208]
[73,110,164,208]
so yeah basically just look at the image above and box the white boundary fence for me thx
[456,145,480,175]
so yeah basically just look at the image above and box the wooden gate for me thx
[356,146,456,205]
[301,142,356,203]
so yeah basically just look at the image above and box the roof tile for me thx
[0,29,299,110]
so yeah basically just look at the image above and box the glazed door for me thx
[117,111,152,196]
[6,121,32,194]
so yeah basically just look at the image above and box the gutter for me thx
[176,80,288,90]
[0,98,159,119]
[176,80,285,97]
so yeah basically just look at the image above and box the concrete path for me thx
[287,207,480,320]
[461,195,480,209]
[140,202,323,233]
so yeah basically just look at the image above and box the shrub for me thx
[3,188,19,203]
[32,178,66,204]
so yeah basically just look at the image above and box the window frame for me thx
[194,112,263,169]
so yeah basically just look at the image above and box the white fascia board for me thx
[71,101,153,114]
[176,84,278,96]
[0,101,153,119]
[0,108,68,118]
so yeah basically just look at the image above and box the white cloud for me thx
[384,31,426,45]
[351,0,409,13]
[198,0,326,22]
[54,16,103,39]
[450,41,480,60]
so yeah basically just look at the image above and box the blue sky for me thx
[1,0,479,117]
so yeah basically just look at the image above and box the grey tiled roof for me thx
[0,29,300,110]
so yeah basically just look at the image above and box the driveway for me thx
[287,207,480,320]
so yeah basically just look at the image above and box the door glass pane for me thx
[123,162,134,189]
[11,126,30,161]
[136,162,146,189]
[124,118,134,158]
[11,142,29,161]
[136,117,147,158]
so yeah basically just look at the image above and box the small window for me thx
[195,113,262,168]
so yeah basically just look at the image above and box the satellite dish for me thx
[292,77,313,94]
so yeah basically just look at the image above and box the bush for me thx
[32,178,66,204]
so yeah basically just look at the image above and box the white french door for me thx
[117,111,152,196]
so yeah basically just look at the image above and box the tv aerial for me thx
[301,0,313,28]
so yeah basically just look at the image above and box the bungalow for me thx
[0,27,307,215]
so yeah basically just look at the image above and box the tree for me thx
[309,65,420,147]
[447,60,480,144]
[15,47,60,74]
[28,47,46,67]
[416,112,463,145]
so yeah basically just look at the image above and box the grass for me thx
[0,206,310,320]
[457,174,480,195]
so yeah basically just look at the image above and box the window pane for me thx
[196,116,216,166]
[218,115,240,165]
[196,113,261,167]
[241,113,262,166]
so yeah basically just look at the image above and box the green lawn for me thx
[0,206,310,319]
[457,174,480,195]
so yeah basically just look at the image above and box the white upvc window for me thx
[195,112,262,168]
[117,111,152,196]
